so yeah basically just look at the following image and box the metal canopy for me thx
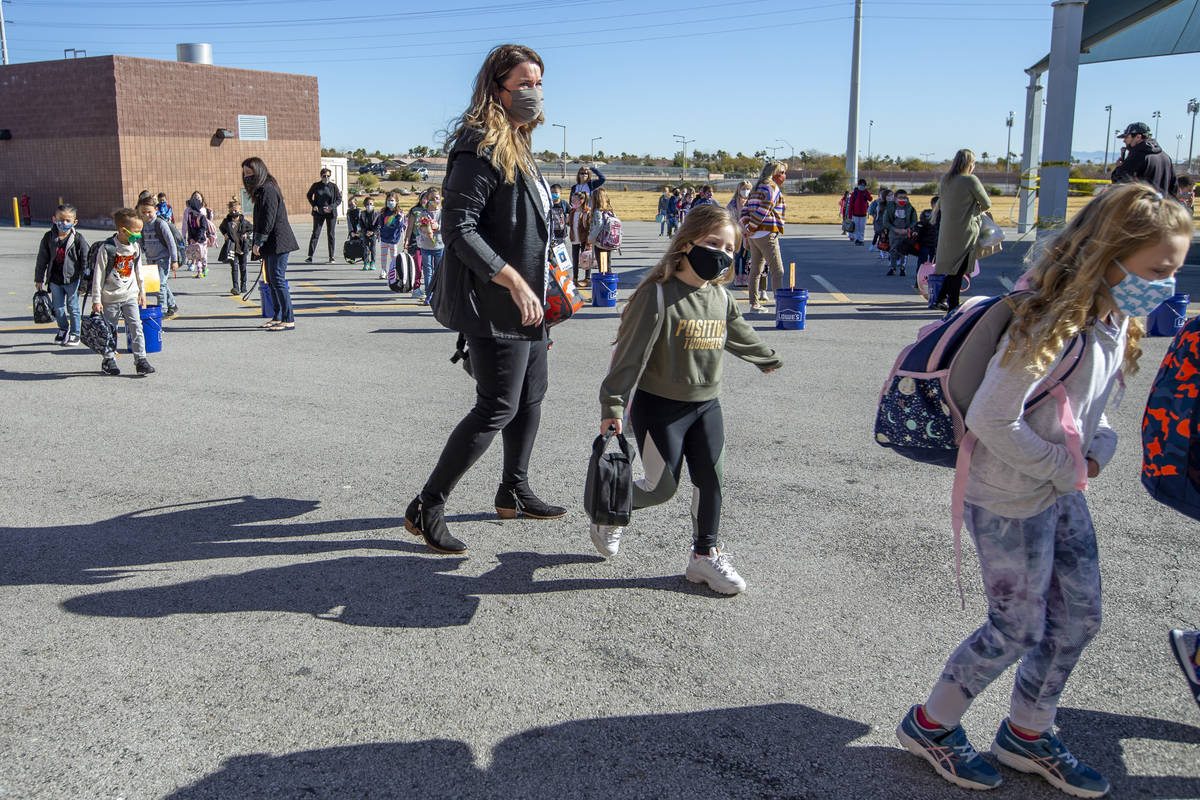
[1019,0,1195,235]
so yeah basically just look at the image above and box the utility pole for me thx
[1153,110,1162,139]
[552,122,566,179]
[1177,133,1184,164]
[1102,104,1112,172]
[867,120,873,170]
[777,138,794,167]
[672,133,694,168]
[1188,98,1198,174]
[845,0,864,186]
[590,136,602,163]
[0,0,9,66]
[1005,111,1014,172]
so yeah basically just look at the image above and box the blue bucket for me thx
[926,274,946,309]
[126,305,163,354]
[1148,293,1190,337]
[260,280,290,319]
[592,273,619,307]
[775,288,808,330]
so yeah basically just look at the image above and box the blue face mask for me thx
[1110,258,1176,317]
[55,220,75,232]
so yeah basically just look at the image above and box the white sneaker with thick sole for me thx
[685,548,746,594]
[589,523,622,557]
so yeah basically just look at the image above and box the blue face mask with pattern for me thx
[1109,258,1176,317]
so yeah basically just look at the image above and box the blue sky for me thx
[6,0,1200,164]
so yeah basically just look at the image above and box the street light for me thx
[673,133,695,169]
[1005,111,1014,172]
[1153,110,1162,138]
[1188,98,1198,173]
[777,138,794,167]
[1177,133,1184,164]
[590,136,602,163]
[1103,105,1112,172]
[867,120,874,170]
[551,122,566,179]
[766,145,783,160]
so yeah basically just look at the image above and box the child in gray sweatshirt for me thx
[90,208,154,376]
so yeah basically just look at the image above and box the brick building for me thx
[0,55,320,224]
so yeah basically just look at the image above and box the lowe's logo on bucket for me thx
[778,309,803,322]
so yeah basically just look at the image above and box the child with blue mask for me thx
[34,204,89,346]
[897,183,1190,798]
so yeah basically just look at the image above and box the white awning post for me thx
[1037,0,1088,237]
[845,0,864,186]
[1018,68,1044,234]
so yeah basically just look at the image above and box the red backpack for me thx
[1142,315,1200,520]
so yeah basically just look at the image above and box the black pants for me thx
[230,250,248,290]
[308,212,336,259]
[934,250,972,310]
[629,389,724,553]
[421,335,549,506]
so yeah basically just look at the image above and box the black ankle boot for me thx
[404,496,467,554]
[494,484,567,520]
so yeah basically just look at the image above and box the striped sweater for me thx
[739,182,786,235]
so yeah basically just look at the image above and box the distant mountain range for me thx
[1072,150,1116,163]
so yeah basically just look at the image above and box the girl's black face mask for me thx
[687,244,733,281]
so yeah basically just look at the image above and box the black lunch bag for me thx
[33,290,54,324]
[584,429,634,527]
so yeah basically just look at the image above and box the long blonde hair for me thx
[591,187,613,213]
[729,179,752,211]
[757,160,788,187]
[444,44,544,185]
[944,148,975,181]
[619,205,741,326]
[1003,182,1192,378]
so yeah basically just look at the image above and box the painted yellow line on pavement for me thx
[810,274,851,303]
[299,281,350,304]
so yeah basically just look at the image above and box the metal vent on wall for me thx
[237,115,268,141]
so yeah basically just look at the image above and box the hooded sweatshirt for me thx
[91,236,144,305]
[1111,138,1177,197]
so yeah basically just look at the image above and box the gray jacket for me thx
[140,216,179,265]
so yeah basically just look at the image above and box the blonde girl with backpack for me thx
[896,183,1190,798]
[589,187,618,274]
[592,204,782,594]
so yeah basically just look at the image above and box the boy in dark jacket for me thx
[34,204,89,346]
[220,200,255,294]
[356,196,380,270]
[884,189,918,276]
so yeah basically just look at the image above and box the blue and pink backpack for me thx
[874,293,1088,605]
[1142,315,1200,520]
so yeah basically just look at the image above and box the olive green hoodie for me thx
[599,276,782,419]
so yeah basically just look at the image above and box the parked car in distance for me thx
[357,163,387,175]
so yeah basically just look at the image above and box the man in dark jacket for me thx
[1112,122,1177,197]
[305,167,342,263]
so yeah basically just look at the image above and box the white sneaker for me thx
[685,547,746,594]
[589,523,622,557]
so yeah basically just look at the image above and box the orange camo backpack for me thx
[1142,315,1200,520]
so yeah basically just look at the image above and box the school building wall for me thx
[0,56,320,225]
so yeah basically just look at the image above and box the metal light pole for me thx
[590,136,602,163]
[1153,110,1162,138]
[673,133,694,168]
[867,120,874,170]
[1005,111,1014,172]
[0,0,9,65]
[845,0,864,185]
[1102,104,1112,172]
[777,138,794,167]
[551,123,566,179]
[1188,98,1198,173]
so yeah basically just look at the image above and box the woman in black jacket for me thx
[405,44,564,555]
[241,157,299,330]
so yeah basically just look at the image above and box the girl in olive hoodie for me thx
[593,204,782,595]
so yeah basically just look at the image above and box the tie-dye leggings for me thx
[924,491,1102,732]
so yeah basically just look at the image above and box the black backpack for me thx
[584,430,634,526]
[549,204,567,241]
[80,237,117,297]
[32,290,54,324]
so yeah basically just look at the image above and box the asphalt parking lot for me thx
[1,219,1198,799]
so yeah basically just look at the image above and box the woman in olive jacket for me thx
[932,148,992,311]
[405,44,565,555]
[241,157,299,330]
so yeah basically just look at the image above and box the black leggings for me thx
[629,389,724,553]
[934,251,973,309]
[421,335,549,506]
[230,250,248,290]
